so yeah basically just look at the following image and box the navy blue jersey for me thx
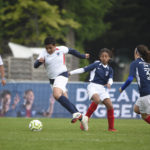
[129,58,150,96]
[84,61,113,85]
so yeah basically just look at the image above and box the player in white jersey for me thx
[34,36,89,125]
[0,55,6,86]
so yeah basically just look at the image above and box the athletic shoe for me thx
[80,116,89,130]
[71,112,82,123]
[108,128,117,132]
[81,116,88,131]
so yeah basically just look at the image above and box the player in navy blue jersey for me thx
[119,45,150,124]
[34,36,89,125]
[70,48,116,131]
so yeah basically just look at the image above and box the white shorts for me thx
[52,76,68,93]
[135,95,150,114]
[87,82,110,101]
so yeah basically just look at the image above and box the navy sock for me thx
[57,96,78,114]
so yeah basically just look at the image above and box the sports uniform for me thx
[121,58,150,114]
[34,46,86,92]
[34,45,88,124]
[70,60,113,101]
[70,60,115,131]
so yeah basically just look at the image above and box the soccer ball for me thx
[29,120,43,131]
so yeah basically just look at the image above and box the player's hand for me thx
[85,53,90,59]
[119,88,122,93]
[105,84,111,89]
[1,78,6,86]
[68,72,71,76]
[39,58,45,63]
[14,94,20,105]
[12,94,20,109]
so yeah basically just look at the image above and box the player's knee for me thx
[133,105,140,114]
[103,99,113,110]
[107,104,113,110]
[141,114,147,120]
[53,92,61,100]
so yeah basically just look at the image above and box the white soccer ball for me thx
[29,120,43,131]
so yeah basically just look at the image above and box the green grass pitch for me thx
[0,118,149,150]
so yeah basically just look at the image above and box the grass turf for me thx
[0,118,149,150]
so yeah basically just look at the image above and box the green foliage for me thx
[94,0,150,49]
[65,0,114,44]
[0,0,80,52]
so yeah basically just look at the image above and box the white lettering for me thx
[76,88,88,102]
[76,104,87,115]
[109,88,116,102]
[121,104,132,118]
[113,104,120,118]
[94,105,106,117]
[132,89,139,102]
[117,91,130,102]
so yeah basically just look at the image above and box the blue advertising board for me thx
[0,82,140,118]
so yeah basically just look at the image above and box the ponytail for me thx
[136,45,150,63]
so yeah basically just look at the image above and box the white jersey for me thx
[0,55,3,65]
[37,46,69,79]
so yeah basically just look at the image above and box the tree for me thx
[0,0,80,53]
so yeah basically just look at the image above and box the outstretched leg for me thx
[53,87,82,123]
[134,104,150,124]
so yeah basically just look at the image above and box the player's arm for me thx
[34,58,44,68]
[69,62,98,75]
[68,48,89,59]
[34,51,45,68]
[106,68,114,89]
[119,62,135,92]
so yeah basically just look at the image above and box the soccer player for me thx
[69,48,116,131]
[119,45,150,124]
[0,55,6,86]
[34,36,89,124]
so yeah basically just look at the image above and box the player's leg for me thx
[53,76,82,123]
[133,104,140,114]
[103,98,116,131]
[85,83,99,118]
[80,83,101,131]
[134,95,150,124]
[141,113,150,124]
[85,95,99,118]
[80,94,100,131]
[63,92,68,98]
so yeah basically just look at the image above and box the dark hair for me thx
[136,45,150,63]
[44,36,56,45]
[0,90,11,98]
[24,89,33,95]
[99,48,112,58]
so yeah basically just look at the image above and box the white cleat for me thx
[71,112,82,123]
[81,116,88,131]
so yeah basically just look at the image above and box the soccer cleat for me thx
[80,116,89,130]
[81,116,88,131]
[71,112,82,123]
[108,128,117,132]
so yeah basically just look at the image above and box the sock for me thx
[57,96,78,114]
[144,115,150,124]
[107,109,115,129]
[86,101,98,118]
